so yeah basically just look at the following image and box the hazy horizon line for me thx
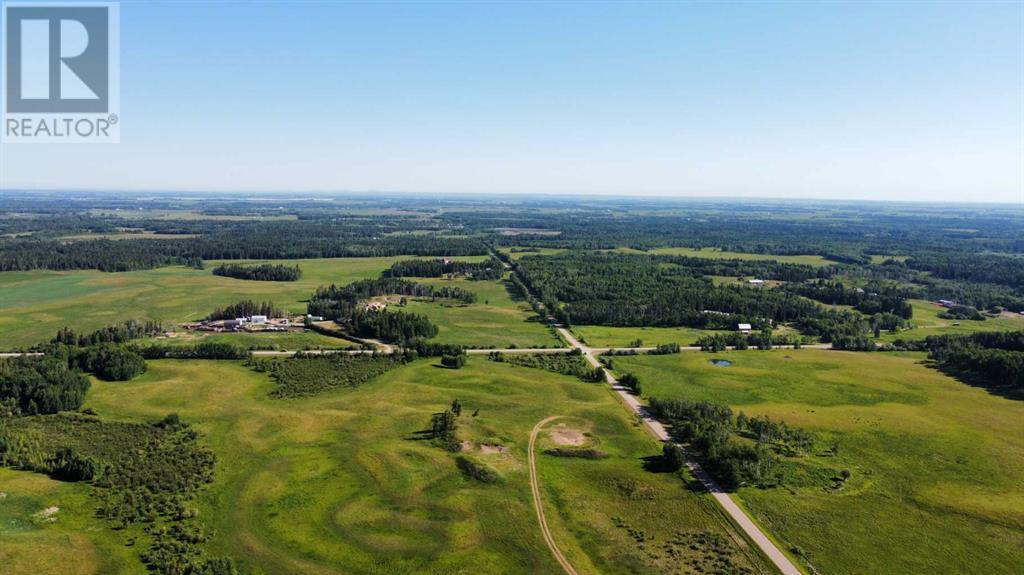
[3,187,1022,207]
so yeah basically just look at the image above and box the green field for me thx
[570,325,726,348]
[611,349,1024,575]
[613,247,837,266]
[0,256,490,349]
[876,299,1024,342]
[499,247,570,260]
[404,277,561,348]
[0,359,773,574]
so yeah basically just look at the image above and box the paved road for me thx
[529,416,580,575]
[556,327,804,575]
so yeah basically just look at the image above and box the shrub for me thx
[455,456,499,483]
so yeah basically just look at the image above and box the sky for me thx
[1,0,1022,203]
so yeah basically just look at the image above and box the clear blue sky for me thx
[2,0,1022,202]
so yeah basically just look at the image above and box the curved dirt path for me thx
[529,416,580,575]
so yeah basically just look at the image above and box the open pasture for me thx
[876,299,1024,342]
[1,358,774,574]
[611,349,1024,575]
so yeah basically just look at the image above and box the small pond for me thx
[709,359,732,367]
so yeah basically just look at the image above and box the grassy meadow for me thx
[0,358,774,575]
[876,299,1024,342]
[570,325,726,348]
[611,349,1024,575]
[404,276,560,348]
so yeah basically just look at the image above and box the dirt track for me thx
[528,416,580,575]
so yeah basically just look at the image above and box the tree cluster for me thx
[207,300,286,321]
[383,257,503,281]
[212,263,301,281]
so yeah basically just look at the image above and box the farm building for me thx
[747,279,765,285]
[738,323,752,334]
[250,315,268,324]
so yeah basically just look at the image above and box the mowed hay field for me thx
[0,359,774,575]
[612,349,1024,575]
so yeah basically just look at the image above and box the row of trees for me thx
[50,319,164,347]
[312,278,477,305]
[695,330,806,352]
[212,262,302,281]
[207,300,286,320]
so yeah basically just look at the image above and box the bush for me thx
[662,443,686,471]
[455,456,499,483]
[441,354,466,369]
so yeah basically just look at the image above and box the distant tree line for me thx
[0,224,489,272]
[212,262,301,281]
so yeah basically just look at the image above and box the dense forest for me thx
[212,262,302,281]
[383,257,504,280]
[0,355,91,415]
[513,252,824,329]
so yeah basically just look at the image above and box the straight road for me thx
[557,327,804,575]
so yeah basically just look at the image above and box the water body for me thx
[710,359,732,367]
